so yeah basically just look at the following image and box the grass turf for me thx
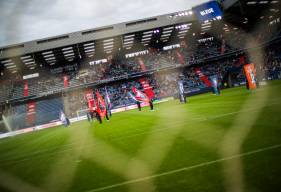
[0,81,281,192]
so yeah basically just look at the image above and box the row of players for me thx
[60,86,155,127]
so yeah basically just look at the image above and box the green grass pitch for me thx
[0,81,281,192]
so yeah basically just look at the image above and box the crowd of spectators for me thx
[261,43,281,80]
[0,28,281,105]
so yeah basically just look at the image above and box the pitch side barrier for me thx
[0,97,174,139]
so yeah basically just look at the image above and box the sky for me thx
[0,0,207,47]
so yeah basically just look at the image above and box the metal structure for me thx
[0,0,279,75]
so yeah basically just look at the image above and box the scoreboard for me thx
[192,1,223,22]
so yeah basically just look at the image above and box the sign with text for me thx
[192,1,223,22]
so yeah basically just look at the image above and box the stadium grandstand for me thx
[0,0,280,131]
[0,0,281,192]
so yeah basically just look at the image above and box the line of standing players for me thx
[86,86,154,124]
[86,94,111,124]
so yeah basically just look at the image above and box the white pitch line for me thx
[86,144,281,192]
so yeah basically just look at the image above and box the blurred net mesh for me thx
[0,1,280,192]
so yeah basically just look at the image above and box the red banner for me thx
[96,91,107,118]
[195,68,212,87]
[85,89,107,118]
[88,99,96,112]
[132,86,150,103]
[26,101,36,126]
[243,63,257,90]
[24,80,29,97]
[85,89,93,100]
[175,50,185,65]
[85,89,96,112]
[139,78,155,99]
[138,57,147,71]
[63,75,69,88]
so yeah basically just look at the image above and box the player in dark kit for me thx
[149,100,154,111]
[136,101,141,111]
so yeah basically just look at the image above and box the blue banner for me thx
[210,75,220,95]
[178,80,185,103]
